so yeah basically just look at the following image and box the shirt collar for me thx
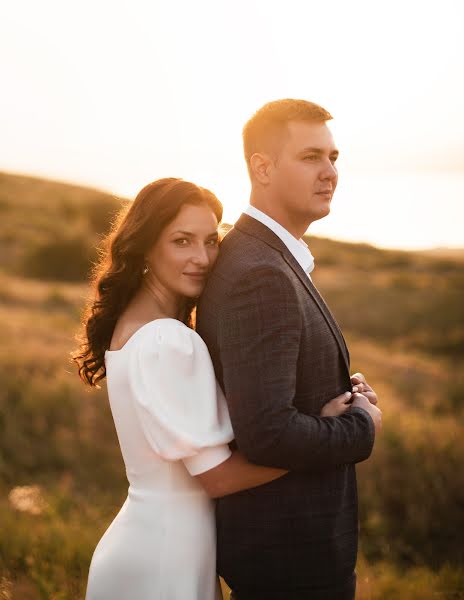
[244,205,315,276]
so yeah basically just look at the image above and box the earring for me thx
[142,264,149,275]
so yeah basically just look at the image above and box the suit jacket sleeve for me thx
[218,266,375,470]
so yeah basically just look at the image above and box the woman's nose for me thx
[191,245,210,266]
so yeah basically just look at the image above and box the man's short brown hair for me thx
[242,99,333,178]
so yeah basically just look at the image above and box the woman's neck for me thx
[137,283,185,321]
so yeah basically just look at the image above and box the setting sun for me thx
[1,0,463,250]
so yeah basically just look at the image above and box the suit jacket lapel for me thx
[234,214,351,372]
[282,251,350,371]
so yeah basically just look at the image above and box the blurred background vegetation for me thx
[0,172,463,599]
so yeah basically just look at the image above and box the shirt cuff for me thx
[183,444,232,476]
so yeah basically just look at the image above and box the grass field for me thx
[0,172,463,599]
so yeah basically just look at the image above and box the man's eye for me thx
[303,155,318,161]
[330,156,338,164]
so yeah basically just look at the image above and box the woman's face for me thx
[145,202,220,300]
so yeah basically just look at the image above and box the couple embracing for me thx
[74,98,382,600]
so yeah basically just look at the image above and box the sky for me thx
[1,0,464,250]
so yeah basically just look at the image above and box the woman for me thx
[73,178,356,600]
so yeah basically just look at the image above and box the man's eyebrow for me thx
[299,147,323,154]
[298,147,339,156]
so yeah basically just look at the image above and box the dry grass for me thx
[0,170,463,598]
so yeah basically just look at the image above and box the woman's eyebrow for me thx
[170,230,219,237]
[170,230,194,236]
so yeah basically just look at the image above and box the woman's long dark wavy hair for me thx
[72,178,223,387]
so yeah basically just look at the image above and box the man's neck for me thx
[249,197,309,240]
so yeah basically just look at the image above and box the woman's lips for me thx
[183,272,207,280]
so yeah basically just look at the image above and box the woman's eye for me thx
[206,238,219,247]
[174,238,189,246]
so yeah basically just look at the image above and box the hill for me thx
[0,172,463,598]
[2,171,462,361]
[414,247,464,262]
[0,172,126,281]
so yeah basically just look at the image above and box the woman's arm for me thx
[197,391,357,497]
[195,450,287,498]
[197,392,372,498]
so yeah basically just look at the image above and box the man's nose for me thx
[320,159,338,180]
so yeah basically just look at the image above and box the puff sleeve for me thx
[128,320,234,475]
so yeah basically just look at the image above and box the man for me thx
[197,99,382,600]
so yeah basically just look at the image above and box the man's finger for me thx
[351,372,366,383]
[351,392,369,403]
[357,381,373,393]
[363,391,378,405]
[352,376,374,394]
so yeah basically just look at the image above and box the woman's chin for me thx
[182,284,206,299]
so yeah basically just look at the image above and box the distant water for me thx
[309,172,464,251]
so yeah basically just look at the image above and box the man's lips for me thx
[315,190,333,198]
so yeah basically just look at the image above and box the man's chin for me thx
[308,206,331,224]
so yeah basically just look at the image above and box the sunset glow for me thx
[1,0,463,249]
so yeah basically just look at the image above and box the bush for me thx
[22,237,97,282]
[358,418,464,568]
[86,195,124,235]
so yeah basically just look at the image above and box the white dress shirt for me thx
[245,205,315,278]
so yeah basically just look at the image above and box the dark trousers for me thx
[229,572,356,600]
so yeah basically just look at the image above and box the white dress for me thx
[85,318,234,600]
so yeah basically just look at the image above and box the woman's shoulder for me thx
[115,319,219,399]
[107,318,209,360]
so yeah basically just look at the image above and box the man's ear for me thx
[250,152,272,185]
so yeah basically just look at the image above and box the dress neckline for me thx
[105,318,184,355]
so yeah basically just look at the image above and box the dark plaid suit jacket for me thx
[197,214,375,600]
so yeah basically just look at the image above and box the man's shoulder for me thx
[202,228,293,306]
[217,225,281,271]
[220,223,261,250]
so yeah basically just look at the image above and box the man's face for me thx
[269,120,339,226]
